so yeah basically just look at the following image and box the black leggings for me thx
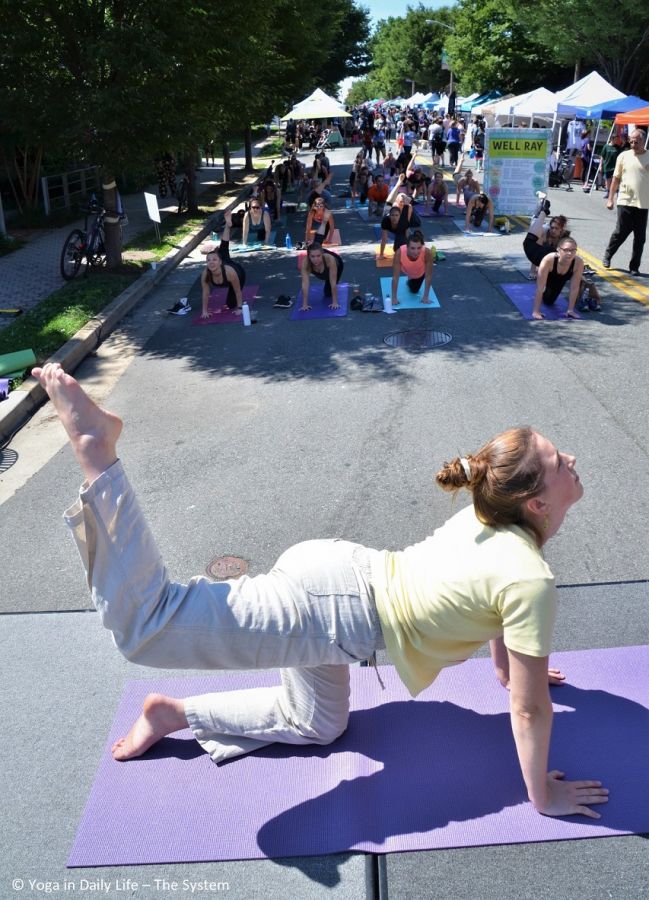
[524,234,554,268]
[211,240,246,309]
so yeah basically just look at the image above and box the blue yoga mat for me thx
[68,646,649,866]
[290,283,349,320]
[501,282,581,321]
[231,231,276,252]
[380,276,440,309]
[452,218,500,237]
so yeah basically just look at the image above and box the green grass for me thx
[0,271,139,372]
[123,211,211,259]
[257,138,286,158]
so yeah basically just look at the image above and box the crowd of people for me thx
[28,116,649,833]
[186,121,649,322]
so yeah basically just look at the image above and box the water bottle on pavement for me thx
[285,233,293,250]
[242,302,251,326]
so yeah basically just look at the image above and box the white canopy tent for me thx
[555,71,625,117]
[281,88,350,121]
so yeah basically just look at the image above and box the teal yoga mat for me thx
[231,231,277,252]
[0,349,36,378]
[380,277,440,309]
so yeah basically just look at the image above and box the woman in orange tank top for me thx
[390,230,435,304]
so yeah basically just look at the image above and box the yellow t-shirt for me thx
[370,504,557,696]
[614,148,649,209]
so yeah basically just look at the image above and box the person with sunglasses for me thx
[242,201,272,246]
[532,237,585,320]
[603,129,649,276]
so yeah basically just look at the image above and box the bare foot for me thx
[32,363,122,483]
[112,693,188,761]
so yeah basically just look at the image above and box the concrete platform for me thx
[1,147,648,899]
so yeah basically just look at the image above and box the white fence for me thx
[41,166,101,215]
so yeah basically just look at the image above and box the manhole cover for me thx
[384,330,452,350]
[206,555,249,580]
[0,448,18,473]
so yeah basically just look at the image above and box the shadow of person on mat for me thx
[255,685,648,883]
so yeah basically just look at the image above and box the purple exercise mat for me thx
[501,282,580,321]
[191,285,260,325]
[290,282,349,320]
[68,646,648,866]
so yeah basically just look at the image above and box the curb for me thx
[0,174,259,445]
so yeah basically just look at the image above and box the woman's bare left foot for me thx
[112,693,188,761]
[32,363,122,483]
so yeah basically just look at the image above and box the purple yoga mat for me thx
[290,283,349,320]
[191,285,259,325]
[68,646,648,866]
[500,282,581,321]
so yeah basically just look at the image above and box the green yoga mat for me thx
[0,349,36,379]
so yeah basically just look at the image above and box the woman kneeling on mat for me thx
[32,361,609,819]
[532,236,585,320]
[305,197,335,245]
[390,230,435,305]
[200,212,246,317]
[300,213,343,311]
[242,200,272,245]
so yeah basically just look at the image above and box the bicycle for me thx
[60,198,114,280]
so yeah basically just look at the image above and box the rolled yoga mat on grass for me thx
[500,282,580,321]
[68,645,649,866]
[0,348,37,379]
[191,286,260,325]
[290,282,349,319]
[380,276,441,308]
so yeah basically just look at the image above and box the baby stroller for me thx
[316,129,333,151]
[549,151,574,191]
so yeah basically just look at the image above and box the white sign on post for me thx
[144,192,161,223]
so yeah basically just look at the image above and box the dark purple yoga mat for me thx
[290,282,349,320]
[191,285,260,325]
[68,646,649,867]
[501,282,580,321]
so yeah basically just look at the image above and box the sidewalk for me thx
[0,142,270,327]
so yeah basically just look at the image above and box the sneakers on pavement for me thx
[168,298,191,316]
[629,269,641,277]
[601,259,611,269]
[273,295,293,308]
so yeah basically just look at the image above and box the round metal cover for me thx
[0,448,18,473]
[384,329,452,350]
[206,555,249,580]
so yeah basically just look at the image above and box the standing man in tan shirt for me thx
[602,129,649,276]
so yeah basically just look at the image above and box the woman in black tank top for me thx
[532,237,585,320]
[200,211,247,316]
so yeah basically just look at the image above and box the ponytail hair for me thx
[436,427,546,545]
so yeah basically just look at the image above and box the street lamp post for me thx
[426,19,455,97]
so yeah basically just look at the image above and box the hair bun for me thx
[435,456,472,493]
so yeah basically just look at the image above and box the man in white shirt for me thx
[603,129,649,276]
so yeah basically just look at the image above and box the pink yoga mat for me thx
[68,646,649,866]
[191,285,260,325]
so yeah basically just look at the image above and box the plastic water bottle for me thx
[285,233,293,251]
[211,231,217,242]
[242,302,251,326]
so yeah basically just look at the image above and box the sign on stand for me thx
[483,128,552,216]
[144,191,161,241]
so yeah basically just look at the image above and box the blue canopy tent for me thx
[567,95,649,120]
[460,90,502,113]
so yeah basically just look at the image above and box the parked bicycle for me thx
[60,197,125,280]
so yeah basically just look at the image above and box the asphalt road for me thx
[1,147,648,899]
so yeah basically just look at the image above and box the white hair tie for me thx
[460,457,472,482]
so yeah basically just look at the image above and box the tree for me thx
[515,0,649,95]
[444,0,570,96]
[369,6,456,98]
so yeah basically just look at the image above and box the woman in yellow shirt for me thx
[32,363,608,821]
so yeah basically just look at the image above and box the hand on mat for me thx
[201,310,215,319]
[547,667,566,685]
[538,771,609,819]
[300,303,312,312]
[328,299,339,310]
[532,311,545,320]
[421,295,432,305]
